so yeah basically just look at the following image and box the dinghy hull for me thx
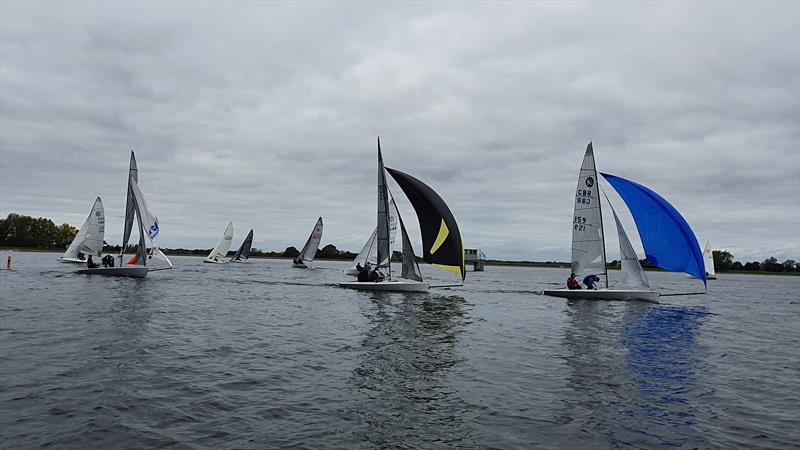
[543,288,659,303]
[292,263,310,268]
[230,259,249,264]
[77,266,149,278]
[339,280,430,292]
[203,259,228,264]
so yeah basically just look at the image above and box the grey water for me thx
[1,252,798,449]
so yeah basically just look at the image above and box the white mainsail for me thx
[63,196,105,260]
[611,207,650,289]
[703,242,715,277]
[207,222,234,262]
[346,198,399,273]
[571,142,607,286]
[299,217,323,263]
[120,152,148,265]
[376,142,391,275]
[129,178,160,243]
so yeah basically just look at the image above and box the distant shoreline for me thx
[3,247,797,276]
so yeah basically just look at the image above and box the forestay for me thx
[601,172,706,285]
[64,196,105,259]
[572,143,607,285]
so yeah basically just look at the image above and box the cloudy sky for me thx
[1,1,798,262]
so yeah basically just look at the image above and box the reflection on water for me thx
[560,301,711,448]
[350,293,475,448]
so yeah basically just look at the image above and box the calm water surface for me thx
[1,252,798,449]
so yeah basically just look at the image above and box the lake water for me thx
[1,251,798,449]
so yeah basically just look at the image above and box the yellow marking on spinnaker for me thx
[430,219,449,255]
[433,264,463,277]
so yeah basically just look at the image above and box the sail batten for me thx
[601,172,706,285]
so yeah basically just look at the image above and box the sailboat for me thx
[61,196,105,263]
[687,242,717,280]
[543,143,705,303]
[703,243,717,280]
[230,229,254,263]
[78,151,172,278]
[204,221,234,264]
[292,217,323,268]
[344,199,399,276]
[339,139,465,292]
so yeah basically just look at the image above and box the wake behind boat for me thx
[78,151,172,278]
[61,196,104,263]
[339,138,465,293]
[543,143,706,303]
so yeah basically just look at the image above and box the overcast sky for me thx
[1,1,798,262]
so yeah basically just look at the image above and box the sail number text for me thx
[574,216,588,231]
[575,188,593,205]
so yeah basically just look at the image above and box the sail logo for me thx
[585,177,594,187]
[149,218,159,240]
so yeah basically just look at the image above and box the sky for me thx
[1,1,798,263]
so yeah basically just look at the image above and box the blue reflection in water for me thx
[619,305,712,448]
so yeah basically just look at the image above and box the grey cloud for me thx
[1,1,797,263]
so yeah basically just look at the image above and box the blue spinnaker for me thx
[601,173,706,285]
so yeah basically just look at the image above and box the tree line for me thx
[2,213,798,270]
[0,213,78,249]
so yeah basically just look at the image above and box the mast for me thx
[376,137,391,278]
[120,151,138,263]
[592,143,609,288]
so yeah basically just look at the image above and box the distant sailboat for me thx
[61,196,105,263]
[687,242,717,280]
[292,218,323,268]
[204,222,234,264]
[543,143,705,302]
[344,198,399,276]
[78,151,172,277]
[231,229,254,263]
[339,138,465,292]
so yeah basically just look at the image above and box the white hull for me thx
[203,258,229,264]
[686,274,716,280]
[230,259,249,264]
[61,257,91,264]
[339,279,430,292]
[292,262,310,268]
[542,288,659,303]
[77,266,149,278]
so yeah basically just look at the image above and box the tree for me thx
[318,244,339,259]
[763,256,784,272]
[282,246,300,257]
[54,223,79,249]
[783,259,796,273]
[743,261,761,271]
[731,261,743,270]
[712,250,734,271]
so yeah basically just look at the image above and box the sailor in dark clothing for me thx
[583,274,600,290]
[101,255,114,267]
[357,265,370,282]
[356,263,363,272]
[86,255,99,269]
